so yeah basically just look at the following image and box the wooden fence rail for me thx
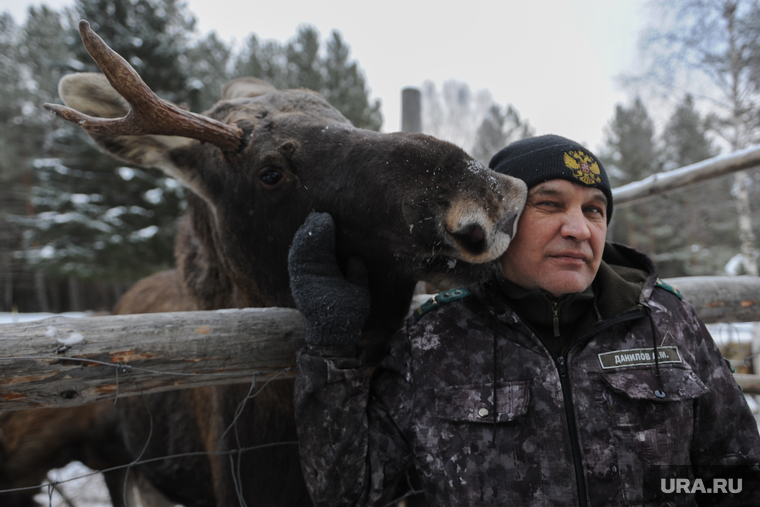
[666,276,760,323]
[612,144,760,205]
[0,276,759,411]
[0,308,305,411]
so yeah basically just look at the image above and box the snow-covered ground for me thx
[0,312,91,324]
[34,463,112,507]
[1,313,758,505]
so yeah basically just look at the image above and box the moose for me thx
[0,21,527,507]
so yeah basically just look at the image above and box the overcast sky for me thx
[2,0,648,152]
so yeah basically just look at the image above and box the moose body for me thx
[1,21,526,507]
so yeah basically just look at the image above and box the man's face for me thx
[500,179,608,298]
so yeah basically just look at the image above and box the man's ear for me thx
[58,72,213,201]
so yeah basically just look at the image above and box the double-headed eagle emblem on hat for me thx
[564,150,602,185]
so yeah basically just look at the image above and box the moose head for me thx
[47,21,527,336]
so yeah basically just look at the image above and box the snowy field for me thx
[0,312,758,506]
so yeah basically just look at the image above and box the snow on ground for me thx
[34,463,112,507]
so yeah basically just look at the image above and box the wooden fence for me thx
[0,275,758,411]
[1,146,759,411]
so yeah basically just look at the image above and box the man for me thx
[290,135,760,506]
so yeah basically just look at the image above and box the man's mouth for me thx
[550,252,588,262]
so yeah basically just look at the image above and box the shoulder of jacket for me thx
[654,278,683,300]
[413,287,472,322]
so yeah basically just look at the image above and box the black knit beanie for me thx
[489,135,613,222]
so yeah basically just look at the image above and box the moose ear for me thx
[57,73,211,197]
[222,77,277,100]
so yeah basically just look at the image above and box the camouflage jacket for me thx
[295,244,760,506]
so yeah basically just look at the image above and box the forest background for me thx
[2,0,760,313]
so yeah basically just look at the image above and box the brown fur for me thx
[2,68,526,507]
[0,404,132,507]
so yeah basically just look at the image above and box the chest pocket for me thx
[434,382,538,506]
[601,366,709,506]
[600,365,709,402]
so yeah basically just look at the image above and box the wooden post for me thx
[401,87,421,133]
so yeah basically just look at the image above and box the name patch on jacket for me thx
[598,346,682,369]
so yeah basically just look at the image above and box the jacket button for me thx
[478,408,490,418]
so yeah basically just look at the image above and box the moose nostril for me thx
[451,223,487,254]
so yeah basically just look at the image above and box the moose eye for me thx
[259,169,284,188]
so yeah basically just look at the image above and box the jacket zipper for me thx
[555,353,587,507]
[552,302,560,337]
[481,287,646,505]
[551,305,644,507]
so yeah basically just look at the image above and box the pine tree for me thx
[657,93,737,276]
[21,1,188,285]
[9,3,386,308]
[0,13,29,185]
[661,94,717,167]
[71,0,196,103]
[0,12,29,311]
[185,31,233,111]
[235,34,288,89]
[471,104,534,164]
[601,97,662,257]
[602,97,661,185]
[285,26,322,93]
[234,26,382,130]
[322,30,382,131]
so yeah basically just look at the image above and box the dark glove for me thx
[288,212,371,345]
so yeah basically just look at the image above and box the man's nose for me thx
[560,208,591,241]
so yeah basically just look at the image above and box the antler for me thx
[44,20,244,152]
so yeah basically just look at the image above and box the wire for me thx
[0,361,297,507]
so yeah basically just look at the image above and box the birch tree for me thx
[638,0,760,275]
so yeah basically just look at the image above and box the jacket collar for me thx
[475,242,658,325]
